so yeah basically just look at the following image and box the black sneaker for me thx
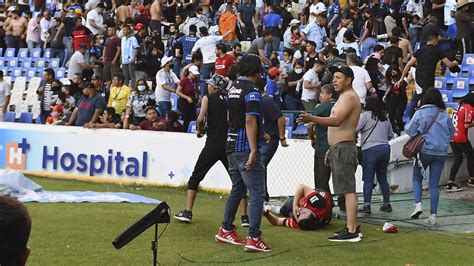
[174,210,192,223]
[467,179,474,187]
[329,227,361,242]
[241,215,249,227]
[380,203,393,212]
[358,205,371,215]
[446,183,463,192]
[335,225,363,238]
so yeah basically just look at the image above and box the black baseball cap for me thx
[329,65,354,80]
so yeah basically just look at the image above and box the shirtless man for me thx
[3,10,13,48]
[8,10,28,50]
[298,65,362,242]
[150,0,164,34]
[392,27,414,65]
[116,1,131,25]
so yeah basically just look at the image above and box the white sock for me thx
[270,205,281,215]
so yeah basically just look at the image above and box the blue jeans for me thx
[158,101,171,118]
[39,110,51,124]
[284,95,301,111]
[222,152,266,238]
[172,58,182,77]
[260,137,279,201]
[50,48,65,68]
[62,37,72,68]
[407,91,422,119]
[413,152,446,214]
[200,63,214,96]
[360,37,376,62]
[361,144,391,204]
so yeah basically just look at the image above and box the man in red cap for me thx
[134,5,151,29]
[266,67,282,108]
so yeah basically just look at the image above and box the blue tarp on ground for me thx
[0,170,159,204]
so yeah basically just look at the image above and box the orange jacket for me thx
[219,11,237,42]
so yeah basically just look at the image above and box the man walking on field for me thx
[298,65,362,242]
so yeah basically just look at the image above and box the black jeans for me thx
[449,142,474,182]
[187,148,228,190]
[387,93,407,133]
[177,97,196,131]
[260,137,279,201]
[314,155,331,194]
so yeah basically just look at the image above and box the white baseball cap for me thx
[189,65,200,75]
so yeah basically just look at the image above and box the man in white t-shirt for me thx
[0,70,11,122]
[68,44,93,79]
[39,11,53,48]
[346,53,372,104]
[86,3,105,35]
[309,0,326,25]
[155,56,180,118]
[302,60,326,111]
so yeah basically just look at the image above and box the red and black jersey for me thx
[283,189,334,229]
[71,25,92,51]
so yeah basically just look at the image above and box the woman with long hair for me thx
[447,92,474,191]
[123,79,156,129]
[356,96,394,214]
[358,7,378,62]
[405,88,455,225]
[383,65,408,136]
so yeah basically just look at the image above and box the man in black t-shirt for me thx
[399,33,458,117]
[382,36,403,68]
[174,75,249,225]
[215,55,271,253]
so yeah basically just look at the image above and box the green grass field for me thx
[25,177,474,265]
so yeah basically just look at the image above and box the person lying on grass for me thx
[263,184,334,230]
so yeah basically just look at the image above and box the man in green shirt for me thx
[307,84,338,193]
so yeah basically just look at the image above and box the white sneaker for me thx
[411,202,423,219]
[425,214,437,225]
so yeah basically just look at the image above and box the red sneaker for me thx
[215,227,246,245]
[244,236,272,252]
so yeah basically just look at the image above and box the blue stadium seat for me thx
[0,67,8,76]
[25,68,37,80]
[279,41,284,51]
[445,68,460,84]
[5,112,15,122]
[451,78,469,98]
[18,48,29,58]
[33,58,46,68]
[19,112,33,123]
[170,93,178,111]
[11,67,23,78]
[187,121,197,133]
[31,48,42,58]
[21,58,33,68]
[468,65,474,85]
[55,68,66,79]
[44,48,52,58]
[5,48,15,58]
[49,58,60,68]
[292,123,308,136]
[434,77,447,90]
[37,68,46,78]
[285,126,293,139]
[282,112,296,128]
[445,102,459,111]
[461,53,474,72]
[0,58,5,67]
[439,89,453,103]
[8,58,18,68]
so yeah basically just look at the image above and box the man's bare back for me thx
[150,1,162,21]
[398,38,413,64]
[327,88,360,145]
[116,5,130,23]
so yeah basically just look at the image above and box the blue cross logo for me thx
[168,171,175,179]
[18,138,30,154]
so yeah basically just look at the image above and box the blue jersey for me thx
[178,34,199,62]
[226,78,263,153]
[265,77,281,108]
